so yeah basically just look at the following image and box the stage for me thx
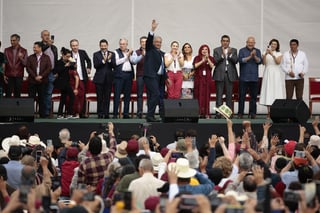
[0,115,315,148]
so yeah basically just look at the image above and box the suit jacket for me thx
[213,47,238,82]
[4,45,28,77]
[26,53,52,84]
[93,50,114,84]
[72,49,92,82]
[143,32,165,78]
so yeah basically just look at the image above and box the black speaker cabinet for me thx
[270,99,310,124]
[0,98,34,122]
[163,99,199,123]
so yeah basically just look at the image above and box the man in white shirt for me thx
[113,38,134,119]
[281,39,309,100]
[128,159,164,209]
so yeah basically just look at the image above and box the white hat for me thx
[151,152,163,171]
[115,141,128,158]
[168,158,196,178]
[217,190,248,202]
[214,105,233,119]
[1,135,26,153]
[308,135,320,149]
[28,135,46,148]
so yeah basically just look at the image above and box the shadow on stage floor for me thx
[0,116,314,148]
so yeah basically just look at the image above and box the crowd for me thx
[0,19,309,120]
[0,114,320,212]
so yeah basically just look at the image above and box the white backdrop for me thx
[1,0,320,114]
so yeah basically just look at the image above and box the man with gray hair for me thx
[57,128,72,168]
[113,38,134,119]
[136,136,156,158]
[225,152,254,193]
[143,20,167,122]
[128,159,164,209]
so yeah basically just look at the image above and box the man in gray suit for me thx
[213,35,238,118]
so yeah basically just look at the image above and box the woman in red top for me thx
[69,68,84,118]
[193,45,215,118]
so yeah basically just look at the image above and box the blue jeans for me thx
[238,81,258,115]
[45,72,54,116]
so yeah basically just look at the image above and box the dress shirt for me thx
[130,51,143,64]
[128,172,165,209]
[115,50,132,71]
[281,50,309,80]
[4,160,24,189]
[44,47,55,69]
[73,52,84,80]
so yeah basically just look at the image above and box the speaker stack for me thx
[163,99,199,123]
[0,98,34,122]
[270,99,310,124]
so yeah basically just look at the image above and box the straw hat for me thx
[214,104,232,119]
[151,152,163,171]
[115,141,128,158]
[1,135,26,153]
[28,135,46,148]
[308,135,320,149]
[168,158,196,178]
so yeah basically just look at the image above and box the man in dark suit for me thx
[143,20,166,122]
[213,35,238,118]
[26,41,52,118]
[93,39,114,119]
[70,39,92,118]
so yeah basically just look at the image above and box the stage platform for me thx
[0,114,316,148]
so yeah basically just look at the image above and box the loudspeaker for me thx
[0,98,34,122]
[270,99,310,124]
[163,99,199,123]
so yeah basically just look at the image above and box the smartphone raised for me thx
[36,150,42,163]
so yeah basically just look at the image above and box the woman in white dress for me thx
[260,39,285,118]
[181,43,195,99]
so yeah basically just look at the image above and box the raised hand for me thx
[151,19,158,32]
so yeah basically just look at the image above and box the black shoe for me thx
[105,115,110,119]
[137,113,142,119]
[123,115,130,119]
[237,114,243,119]
[98,115,104,119]
[146,117,160,122]
[112,115,118,119]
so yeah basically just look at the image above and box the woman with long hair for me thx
[181,43,195,99]
[193,45,215,118]
[164,41,184,99]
